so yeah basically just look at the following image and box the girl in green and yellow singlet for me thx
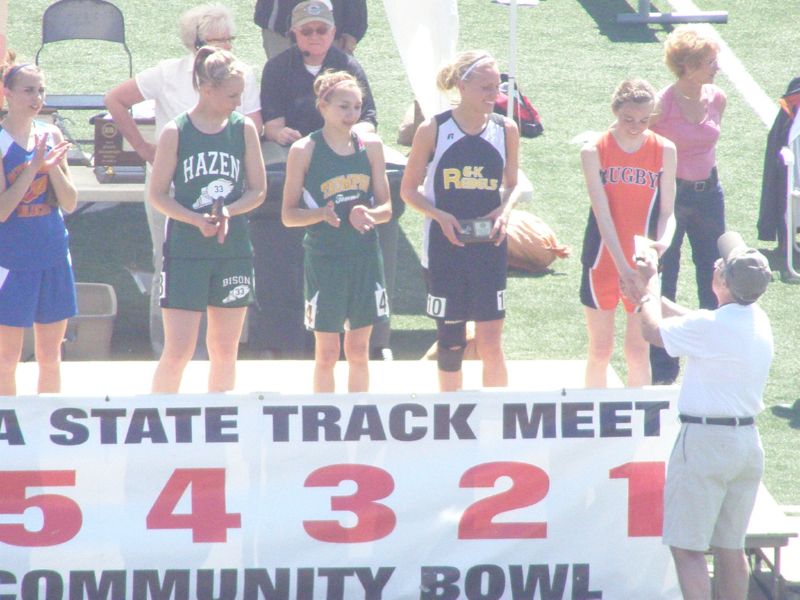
[282,70,391,393]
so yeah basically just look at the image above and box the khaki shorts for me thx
[662,422,764,551]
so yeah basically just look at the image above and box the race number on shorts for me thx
[426,294,446,318]
[375,283,389,317]
[497,290,506,311]
[305,292,319,329]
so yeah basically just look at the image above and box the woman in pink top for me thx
[648,26,726,384]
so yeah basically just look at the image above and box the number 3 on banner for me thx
[146,468,241,543]
[0,470,82,547]
[303,464,396,543]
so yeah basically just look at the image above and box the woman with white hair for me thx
[104,3,262,353]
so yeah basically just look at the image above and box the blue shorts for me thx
[0,258,77,327]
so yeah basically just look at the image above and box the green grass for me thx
[8,0,800,503]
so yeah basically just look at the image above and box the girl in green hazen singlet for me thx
[148,47,266,393]
[282,71,391,393]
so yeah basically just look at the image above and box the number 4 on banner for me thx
[146,468,241,543]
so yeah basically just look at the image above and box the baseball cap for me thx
[717,231,772,304]
[292,1,334,29]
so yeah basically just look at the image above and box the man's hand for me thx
[277,127,302,146]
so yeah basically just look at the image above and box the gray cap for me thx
[718,231,772,304]
[292,1,334,29]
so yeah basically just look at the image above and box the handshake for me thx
[620,235,661,305]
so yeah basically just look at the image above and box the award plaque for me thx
[458,218,495,243]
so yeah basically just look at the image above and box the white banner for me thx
[0,388,681,599]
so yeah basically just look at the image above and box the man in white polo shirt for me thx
[636,231,773,600]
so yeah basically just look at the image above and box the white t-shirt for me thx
[135,54,261,138]
[660,303,773,418]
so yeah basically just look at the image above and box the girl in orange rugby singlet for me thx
[579,79,676,387]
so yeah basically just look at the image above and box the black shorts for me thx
[425,241,507,322]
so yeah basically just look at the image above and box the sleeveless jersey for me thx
[301,130,377,256]
[422,110,507,269]
[0,123,69,271]
[581,129,665,268]
[163,111,252,259]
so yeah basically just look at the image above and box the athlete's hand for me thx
[619,265,646,304]
[320,201,341,228]
[349,205,376,234]
[32,136,71,173]
[483,206,510,246]
[195,213,220,237]
[435,209,464,247]
[211,203,229,244]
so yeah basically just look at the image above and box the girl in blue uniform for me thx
[401,50,520,392]
[0,63,76,396]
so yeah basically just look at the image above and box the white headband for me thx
[460,55,492,81]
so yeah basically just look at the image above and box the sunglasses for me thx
[298,25,330,37]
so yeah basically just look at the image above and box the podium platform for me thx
[15,359,622,397]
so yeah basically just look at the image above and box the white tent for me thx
[382,0,459,118]
[383,0,523,120]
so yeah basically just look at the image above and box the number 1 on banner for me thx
[146,468,241,543]
[609,461,665,537]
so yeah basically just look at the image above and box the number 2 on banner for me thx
[146,468,241,542]
[303,464,396,543]
[459,462,549,539]
[0,470,82,547]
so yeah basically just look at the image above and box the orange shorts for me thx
[579,251,637,313]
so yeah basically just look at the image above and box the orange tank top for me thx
[596,129,664,261]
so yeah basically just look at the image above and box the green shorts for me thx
[304,250,389,332]
[160,256,254,311]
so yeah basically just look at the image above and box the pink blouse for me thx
[651,84,723,181]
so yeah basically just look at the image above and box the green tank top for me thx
[302,130,378,256]
[163,111,252,259]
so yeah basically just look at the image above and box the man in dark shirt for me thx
[260,0,377,149]
[254,0,368,59]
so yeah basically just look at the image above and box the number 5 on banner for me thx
[0,470,82,547]
[146,468,241,542]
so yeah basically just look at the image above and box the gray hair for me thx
[178,4,235,52]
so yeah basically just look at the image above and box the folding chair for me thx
[781,146,800,279]
[34,0,132,163]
